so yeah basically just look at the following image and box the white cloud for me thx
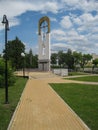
[51,43,72,52]
[51,29,67,42]
[0,1,32,30]
[61,0,80,6]
[51,25,97,54]
[73,17,83,26]
[76,13,98,35]
[50,17,57,22]
[60,16,72,29]
[0,0,98,19]
[0,23,4,30]
[0,0,60,30]
[51,29,66,36]
[80,13,95,23]
[0,0,98,30]
[40,1,59,13]
[0,0,98,54]
[61,0,98,12]
[80,0,98,12]
[0,17,20,31]
[51,28,86,43]
[67,29,78,36]
[0,0,60,18]
[0,1,32,18]
[9,17,20,27]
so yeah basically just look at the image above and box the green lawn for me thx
[68,72,89,76]
[66,75,98,82]
[50,83,98,130]
[0,77,27,130]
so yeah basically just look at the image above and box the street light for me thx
[21,52,25,78]
[2,15,9,104]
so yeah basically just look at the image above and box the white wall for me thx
[38,33,50,60]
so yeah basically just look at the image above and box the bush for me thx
[51,65,61,69]
[0,58,15,88]
[0,75,5,87]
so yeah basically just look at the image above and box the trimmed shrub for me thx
[0,58,15,88]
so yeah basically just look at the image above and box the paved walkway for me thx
[8,72,91,130]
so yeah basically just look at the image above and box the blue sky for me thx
[0,0,98,54]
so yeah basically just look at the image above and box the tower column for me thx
[38,16,51,71]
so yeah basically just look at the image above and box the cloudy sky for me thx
[0,0,98,54]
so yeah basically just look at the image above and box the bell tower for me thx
[38,16,50,71]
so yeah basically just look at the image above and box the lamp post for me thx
[21,52,25,78]
[2,15,9,104]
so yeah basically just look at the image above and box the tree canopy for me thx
[51,49,93,70]
[3,37,25,70]
[25,49,38,68]
[93,59,98,67]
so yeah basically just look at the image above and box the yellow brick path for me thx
[8,72,90,130]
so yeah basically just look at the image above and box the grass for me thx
[50,83,98,130]
[0,77,28,130]
[68,71,89,76]
[66,75,98,82]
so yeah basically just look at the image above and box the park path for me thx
[8,72,91,130]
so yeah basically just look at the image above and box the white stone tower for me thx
[38,16,50,71]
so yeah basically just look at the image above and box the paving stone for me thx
[8,72,90,130]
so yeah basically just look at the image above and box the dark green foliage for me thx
[51,49,74,69]
[64,49,74,69]
[25,49,33,68]
[51,65,62,68]
[25,49,38,68]
[80,54,92,70]
[3,37,38,70]
[0,58,15,88]
[51,49,93,70]
[51,53,57,65]
[3,37,25,70]
[73,51,82,65]
[32,54,38,68]
[58,50,67,67]
[93,58,98,67]
[0,59,5,87]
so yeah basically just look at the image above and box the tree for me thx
[0,58,15,88]
[65,49,74,69]
[73,51,82,65]
[51,49,93,70]
[25,49,33,68]
[58,51,65,66]
[25,49,38,68]
[3,37,25,70]
[29,49,33,67]
[32,54,38,68]
[93,58,98,67]
[80,54,92,70]
[72,51,82,71]
[83,54,92,64]
[51,53,58,65]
